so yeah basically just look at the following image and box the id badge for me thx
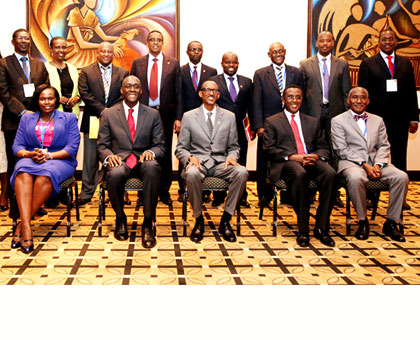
[386,79,398,92]
[23,83,35,97]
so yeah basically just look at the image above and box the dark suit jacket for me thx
[358,53,418,123]
[300,55,351,118]
[130,54,182,123]
[210,74,252,125]
[97,102,165,163]
[252,64,303,130]
[263,111,330,182]
[78,63,128,134]
[0,55,49,131]
[181,63,217,113]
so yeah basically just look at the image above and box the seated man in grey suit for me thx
[175,80,248,243]
[331,87,408,242]
[97,76,165,248]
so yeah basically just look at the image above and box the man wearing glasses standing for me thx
[176,80,248,243]
[130,30,182,206]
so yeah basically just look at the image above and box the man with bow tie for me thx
[331,87,409,242]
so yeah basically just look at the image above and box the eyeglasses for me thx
[200,88,219,93]
[148,38,163,43]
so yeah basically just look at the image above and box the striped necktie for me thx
[101,65,111,104]
[276,66,284,95]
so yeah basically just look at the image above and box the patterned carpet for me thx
[1,182,420,285]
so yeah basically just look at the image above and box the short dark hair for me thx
[282,85,303,97]
[379,29,396,39]
[30,84,61,112]
[187,41,202,50]
[49,36,66,48]
[12,28,29,40]
[147,30,163,41]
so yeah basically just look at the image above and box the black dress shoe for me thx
[218,221,237,242]
[402,202,411,210]
[114,218,128,241]
[313,227,335,247]
[383,219,405,242]
[20,239,34,254]
[77,197,91,206]
[334,196,344,208]
[190,218,205,243]
[239,199,251,208]
[142,220,156,248]
[296,232,310,247]
[355,220,370,240]
[160,195,173,206]
[35,207,48,216]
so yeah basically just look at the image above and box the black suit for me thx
[358,53,419,172]
[179,63,217,194]
[263,112,336,232]
[130,54,182,196]
[78,63,129,199]
[98,102,165,220]
[0,54,49,186]
[252,64,303,200]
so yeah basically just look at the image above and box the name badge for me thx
[23,83,35,97]
[386,79,398,92]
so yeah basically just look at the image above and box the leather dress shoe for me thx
[218,221,237,242]
[190,218,205,243]
[296,232,310,247]
[402,202,411,210]
[313,227,335,247]
[383,219,405,242]
[114,218,128,241]
[355,220,370,240]
[77,197,91,206]
[160,195,173,206]
[142,220,156,248]
[239,199,251,208]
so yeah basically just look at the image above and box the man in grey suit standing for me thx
[300,30,351,207]
[331,87,408,242]
[78,42,129,205]
[97,76,165,248]
[175,80,248,243]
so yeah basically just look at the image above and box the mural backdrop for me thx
[28,0,178,71]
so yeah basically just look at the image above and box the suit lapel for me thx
[393,55,402,77]
[134,104,147,142]
[93,64,106,100]
[28,113,42,147]
[195,108,211,139]
[115,103,132,142]
[374,53,391,78]
[218,75,231,102]
[183,64,195,92]
[279,112,295,142]
[300,114,311,147]
[347,111,366,142]
[310,56,323,89]
[161,54,171,91]
[11,55,27,81]
[329,57,338,90]
[267,66,281,94]
[199,65,210,88]
[212,106,224,140]
[49,110,63,147]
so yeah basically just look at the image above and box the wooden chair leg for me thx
[236,205,241,236]
[74,182,80,221]
[182,190,188,237]
[98,187,103,237]
[66,187,71,237]
[371,191,380,221]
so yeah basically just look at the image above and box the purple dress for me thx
[11,110,80,195]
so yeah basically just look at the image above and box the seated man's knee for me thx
[233,165,249,181]
[184,166,202,183]
[345,168,367,185]
[395,169,409,186]
[142,160,161,177]
[107,166,127,184]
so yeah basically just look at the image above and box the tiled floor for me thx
[1,182,419,285]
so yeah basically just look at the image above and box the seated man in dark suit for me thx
[175,80,248,243]
[263,85,336,247]
[97,76,165,248]
[331,87,408,242]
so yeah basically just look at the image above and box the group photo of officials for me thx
[0,26,418,254]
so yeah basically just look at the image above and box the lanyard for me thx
[318,58,328,77]
[189,65,199,88]
[39,110,55,148]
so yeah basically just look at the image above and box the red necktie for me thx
[126,108,137,169]
[387,55,394,76]
[192,66,198,91]
[149,58,158,100]
[290,114,306,155]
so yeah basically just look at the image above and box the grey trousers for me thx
[342,164,408,223]
[81,133,99,199]
[183,162,248,218]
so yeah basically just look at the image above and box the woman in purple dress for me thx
[10,85,80,253]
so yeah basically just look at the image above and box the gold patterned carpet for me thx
[1,182,419,285]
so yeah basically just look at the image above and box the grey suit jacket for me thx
[331,110,390,174]
[97,102,165,163]
[175,105,240,167]
[300,55,351,118]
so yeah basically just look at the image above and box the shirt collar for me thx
[123,101,139,114]
[284,109,300,118]
[272,63,284,71]
[317,53,331,62]
[149,53,163,62]
[15,52,28,60]
[380,51,395,60]
[202,104,217,116]
[350,109,366,117]
[223,73,237,82]
[189,61,201,69]
[98,62,112,70]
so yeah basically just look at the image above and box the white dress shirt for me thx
[284,109,308,153]
[147,53,163,106]
[15,52,31,82]
[189,61,202,86]
[123,101,139,130]
[317,53,331,104]
[350,109,367,138]
[380,51,395,77]
[203,105,216,127]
